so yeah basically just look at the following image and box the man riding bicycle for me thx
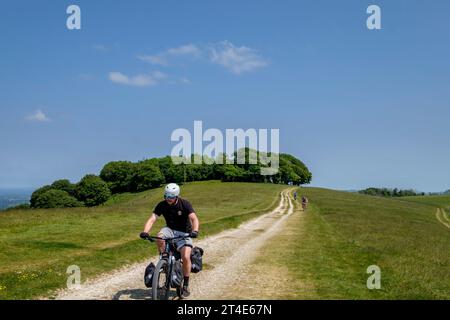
[301,196,309,210]
[140,183,200,298]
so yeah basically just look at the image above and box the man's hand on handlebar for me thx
[139,232,149,239]
[190,231,199,238]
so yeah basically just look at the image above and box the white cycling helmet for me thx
[164,183,180,199]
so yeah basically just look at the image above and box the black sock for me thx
[184,276,189,287]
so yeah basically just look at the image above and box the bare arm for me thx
[143,213,158,234]
[189,212,200,233]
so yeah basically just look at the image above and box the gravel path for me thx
[54,188,295,300]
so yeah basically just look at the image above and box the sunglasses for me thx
[164,195,177,200]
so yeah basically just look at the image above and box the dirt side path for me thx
[54,188,296,300]
[436,208,450,229]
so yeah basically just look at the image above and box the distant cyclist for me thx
[301,196,309,210]
[140,183,200,298]
[293,191,298,200]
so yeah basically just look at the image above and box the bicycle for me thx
[301,197,308,210]
[143,233,190,300]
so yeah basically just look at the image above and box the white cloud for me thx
[109,72,155,86]
[134,41,268,83]
[166,44,200,56]
[138,42,268,74]
[137,54,167,66]
[152,71,168,80]
[138,44,200,65]
[25,110,51,122]
[209,41,268,74]
[180,77,191,84]
[108,71,167,87]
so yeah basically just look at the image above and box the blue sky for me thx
[1,0,449,192]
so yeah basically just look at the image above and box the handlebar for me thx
[144,234,190,243]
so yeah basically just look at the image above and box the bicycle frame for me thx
[145,234,190,299]
[147,234,189,258]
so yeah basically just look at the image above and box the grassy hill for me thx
[402,194,450,209]
[0,181,286,299]
[243,188,450,299]
[1,182,449,300]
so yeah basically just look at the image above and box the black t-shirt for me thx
[153,198,195,233]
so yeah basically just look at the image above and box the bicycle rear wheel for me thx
[152,259,170,300]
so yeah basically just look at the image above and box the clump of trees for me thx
[30,177,108,209]
[30,149,312,209]
[75,175,111,207]
[100,149,311,188]
[359,187,425,197]
[97,161,135,193]
[4,203,31,211]
[33,189,83,209]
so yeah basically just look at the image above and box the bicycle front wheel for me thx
[152,259,170,300]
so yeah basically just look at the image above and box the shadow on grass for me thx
[21,241,86,250]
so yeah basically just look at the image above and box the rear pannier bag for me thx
[190,246,204,273]
[170,260,183,288]
[144,262,156,288]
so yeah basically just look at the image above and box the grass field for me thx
[401,194,450,210]
[250,188,450,299]
[0,181,286,299]
[2,182,449,300]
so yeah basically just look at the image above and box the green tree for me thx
[221,165,248,182]
[359,187,421,197]
[51,179,76,196]
[187,155,215,182]
[30,185,53,208]
[231,149,264,182]
[100,161,136,193]
[4,203,31,211]
[33,189,83,209]
[270,153,312,185]
[75,175,111,207]
[157,156,184,183]
[132,160,165,192]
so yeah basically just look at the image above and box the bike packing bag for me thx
[190,246,204,273]
[144,262,156,288]
[170,260,183,288]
